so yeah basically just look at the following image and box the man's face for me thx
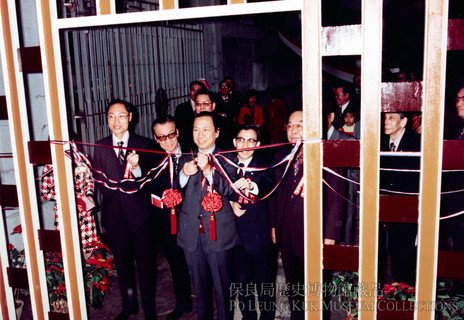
[248,95,257,107]
[193,116,219,151]
[195,94,215,113]
[107,102,132,138]
[384,113,407,136]
[233,129,260,161]
[153,122,179,153]
[456,87,464,119]
[334,87,349,106]
[286,111,303,143]
[189,84,203,101]
[219,82,231,96]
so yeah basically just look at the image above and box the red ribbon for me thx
[170,208,177,235]
[162,189,183,235]
[209,213,216,241]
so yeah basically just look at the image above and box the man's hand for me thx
[271,228,276,244]
[197,153,211,173]
[126,150,139,169]
[234,177,252,190]
[324,238,335,245]
[182,160,199,176]
[230,201,246,217]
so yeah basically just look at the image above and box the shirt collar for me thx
[238,156,253,167]
[199,144,216,154]
[112,131,129,147]
[340,101,350,113]
[389,128,406,148]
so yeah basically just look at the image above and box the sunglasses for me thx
[156,131,177,141]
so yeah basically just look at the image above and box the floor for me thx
[19,253,346,319]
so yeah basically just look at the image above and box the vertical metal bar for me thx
[302,0,322,319]
[0,1,47,318]
[37,0,88,317]
[415,1,448,319]
[358,0,383,319]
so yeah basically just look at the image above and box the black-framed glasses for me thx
[107,113,129,122]
[156,131,177,141]
[455,96,464,103]
[235,137,258,146]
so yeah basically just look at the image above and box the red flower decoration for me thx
[201,191,223,212]
[162,189,183,208]
[11,224,22,235]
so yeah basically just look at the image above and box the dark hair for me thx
[190,80,206,90]
[151,115,176,134]
[106,98,134,115]
[194,111,219,131]
[219,80,230,89]
[194,89,216,103]
[333,83,352,96]
[245,89,258,101]
[236,124,261,141]
[343,106,358,120]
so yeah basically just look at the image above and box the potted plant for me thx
[8,224,27,318]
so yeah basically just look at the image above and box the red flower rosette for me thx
[201,191,223,241]
[162,188,183,235]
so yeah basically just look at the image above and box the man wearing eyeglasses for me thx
[175,80,206,151]
[270,109,305,320]
[215,79,243,121]
[151,115,193,320]
[229,124,276,320]
[93,99,157,320]
[193,89,235,151]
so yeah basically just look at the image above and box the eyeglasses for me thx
[108,113,129,122]
[195,102,212,107]
[156,131,177,142]
[283,123,303,131]
[220,85,230,89]
[235,137,258,146]
[455,96,464,103]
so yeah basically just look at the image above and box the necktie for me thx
[172,155,178,178]
[117,141,125,165]
[390,142,396,152]
[293,151,303,176]
[237,163,245,178]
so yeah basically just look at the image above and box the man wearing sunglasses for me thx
[229,124,276,320]
[151,115,193,320]
[93,99,157,320]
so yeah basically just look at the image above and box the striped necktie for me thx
[117,141,125,165]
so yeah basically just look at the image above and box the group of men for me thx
[90,79,464,320]
[93,89,306,320]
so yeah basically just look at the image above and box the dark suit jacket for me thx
[325,129,356,241]
[380,129,421,194]
[177,148,239,253]
[174,101,195,151]
[269,146,304,257]
[93,133,156,229]
[230,155,274,254]
[215,92,243,120]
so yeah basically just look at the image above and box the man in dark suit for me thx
[177,111,239,320]
[93,99,157,320]
[332,83,360,130]
[174,80,205,151]
[215,79,243,121]
[380,112,420,286]
[270,110,305,320]
[151,115,193,320]
[229,124,276,320]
